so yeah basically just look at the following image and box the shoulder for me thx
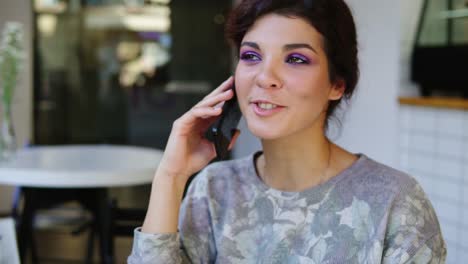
[360,154,439,211]
[198,154,253,183]
[339,155,437,228]
[344,155,423,198]
[185,153,256,198]
[362,157,436,222]
[205,155,252,178]
[346,156,445,260]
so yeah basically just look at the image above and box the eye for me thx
[240,51,261,62]
[286,54,310,65]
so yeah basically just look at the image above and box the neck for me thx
[257,130,333,192]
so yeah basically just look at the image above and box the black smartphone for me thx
[205,83,242,159]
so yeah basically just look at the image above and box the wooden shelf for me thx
[398,97,468,110]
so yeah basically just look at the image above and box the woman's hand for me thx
[143,77,240,233]
[156,76,240,183]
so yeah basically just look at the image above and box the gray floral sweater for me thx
[128,153,446,263]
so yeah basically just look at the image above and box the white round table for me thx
[0,145,164,264]
[0,145,163,188]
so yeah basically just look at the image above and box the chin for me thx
[246,120,285,140]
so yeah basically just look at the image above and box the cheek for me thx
[234,67,248,94]
[234,68,251,114]
[288,77,331,115]
[235,64,256,82]
[291,71,331,98]
[288,77,320,99]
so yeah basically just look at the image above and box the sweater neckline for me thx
[247,151,368,199]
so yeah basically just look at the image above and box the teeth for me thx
[258,103,277,110]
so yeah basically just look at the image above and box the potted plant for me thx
[0,22,25,161]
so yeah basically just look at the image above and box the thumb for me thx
[228,129,241,151]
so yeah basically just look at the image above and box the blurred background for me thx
[0,0,467,263]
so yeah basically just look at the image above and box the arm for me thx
[128,170,216,264]
[128,77,239,263]
[127,173,189,264]
[382,181,447,264]
[404,233,446,264]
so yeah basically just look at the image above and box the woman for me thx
[129,0,446,263]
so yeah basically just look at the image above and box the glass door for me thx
[33,0,232,148]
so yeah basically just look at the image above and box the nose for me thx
[255,59,283,89]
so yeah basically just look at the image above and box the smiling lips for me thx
[250,100,286,117]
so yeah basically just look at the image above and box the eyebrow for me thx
[284,43,318,54]
[240,41,318,54]
[240,42,260,50]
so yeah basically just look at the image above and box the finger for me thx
[178,105,222,126]
[195,89,233,109]
[213,101,225,109]
[204,76,234,99]
[227,129,241,151]
[199,138,218,160]
[191,106,223,119]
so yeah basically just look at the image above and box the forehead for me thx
[242,13,324,51]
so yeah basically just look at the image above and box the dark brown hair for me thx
[225,0,359,131]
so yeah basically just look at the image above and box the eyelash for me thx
[286,54,310,65]
[240,52,261,62]
[239,52,310,65]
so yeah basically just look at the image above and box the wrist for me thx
[154,168,188,195]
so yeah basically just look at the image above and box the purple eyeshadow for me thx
[288,53,310,64]
[240,51,261,61]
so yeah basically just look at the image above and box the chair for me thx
[15,187,114,264]
[0,217,20,264]
[109,172,198,236]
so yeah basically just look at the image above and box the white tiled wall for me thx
[399,105,468,264]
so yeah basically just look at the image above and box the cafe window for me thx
[411,0,468,97]
[33,0,233,148]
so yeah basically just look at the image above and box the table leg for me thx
[94,188,115,264]
[85,225,95,264]
[18,188,39,264]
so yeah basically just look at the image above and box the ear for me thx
[328,79,345,101]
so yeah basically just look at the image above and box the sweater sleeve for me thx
[404,233,446,264]
[128,168,217,263]
[382,179,447,264]
[127,229,190,264]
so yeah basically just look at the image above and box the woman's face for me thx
[235,14,344,140]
